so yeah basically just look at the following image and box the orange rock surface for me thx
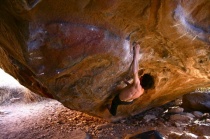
[0,0,209,119]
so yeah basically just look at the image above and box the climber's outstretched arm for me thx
[133,43,140,85]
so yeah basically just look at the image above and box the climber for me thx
[107,42,154,116]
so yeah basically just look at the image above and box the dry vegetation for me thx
[0,69,44,105]
[0,86,43,105]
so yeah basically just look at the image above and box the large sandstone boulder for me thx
[0,0,210,119]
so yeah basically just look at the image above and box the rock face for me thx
[182,92,210,111]
[0,0,210,118]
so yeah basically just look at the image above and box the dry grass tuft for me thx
[0,68,45,106]
[0,86,44,105]
[23,88,44,103]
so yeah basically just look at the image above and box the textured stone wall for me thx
[0,0,210,119]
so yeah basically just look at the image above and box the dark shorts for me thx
[109,94,133,116]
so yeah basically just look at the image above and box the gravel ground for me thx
[0,98,210,139]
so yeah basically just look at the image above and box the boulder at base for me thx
[182,92,210,112]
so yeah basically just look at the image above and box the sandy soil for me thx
[0,98,210,139]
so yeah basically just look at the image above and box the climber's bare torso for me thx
[119,43,144,102]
